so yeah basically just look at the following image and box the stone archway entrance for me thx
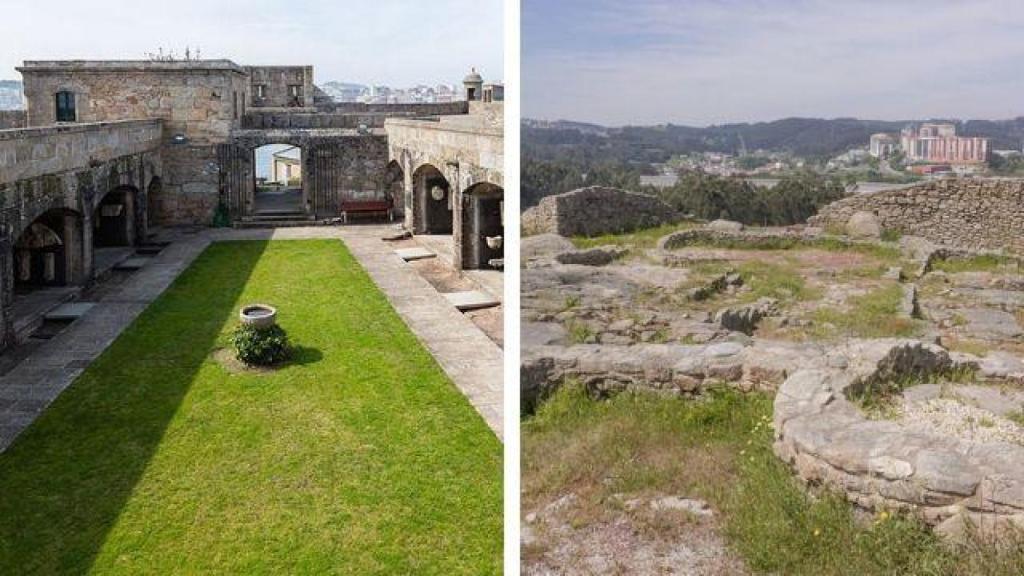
[412,163,452,235]
[460,182,504,270]
[93,186,137,247]
[13,209,85,291]
[253,144,305,216]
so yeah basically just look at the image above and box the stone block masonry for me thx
[0,111,25,130]
[18,61,250,226]
[809,179,1024,255]
[521,186,680,237]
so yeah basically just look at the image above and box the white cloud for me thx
[525,0,1024,125]
[1,0,503,86]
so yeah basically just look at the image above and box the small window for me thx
[233,91,238,119]
[55,91,76,122]
[255,84,266,99]
[289,85,301,97]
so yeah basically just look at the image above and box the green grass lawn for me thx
[0,240,502,575]
[523,385,1024,575]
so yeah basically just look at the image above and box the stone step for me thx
[235,219,327,229]
[252,214,311,221]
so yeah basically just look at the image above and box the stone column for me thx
[78,212,92,284]
[403,158,415,231]
[449,166,465,271]
[0,232,14,349]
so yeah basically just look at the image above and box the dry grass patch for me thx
[524,384,1024,575]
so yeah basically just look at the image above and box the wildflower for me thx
[813,528,821,537]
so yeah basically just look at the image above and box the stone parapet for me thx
[316,101,468,116]
[0,119,163,185]
[0,111,25,130]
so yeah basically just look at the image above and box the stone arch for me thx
[411,163,453,235]
[12,207,85,290]
[92,185,138,247]
[459,181,504,270]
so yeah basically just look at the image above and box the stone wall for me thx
[809,179,1024,254]
[317,101,469,116]
[246,66,314,108]
[386,109,504,269]
[0,111,25,130]
[18,61,249,226]
[0,120,163,185]
[242,110,444,130]
[221,130,390,221]
[521,187,679,237]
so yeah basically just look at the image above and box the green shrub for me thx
[231,324,291,366]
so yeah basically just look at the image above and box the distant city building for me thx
[869,133,897,158]
[271,146,301,184]
[900,123,988,165]
[482,83,504,103]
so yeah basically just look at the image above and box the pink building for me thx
[900,123,988,165]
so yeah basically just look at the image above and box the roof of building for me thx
[17,60,248,74]
[463,68,483,83]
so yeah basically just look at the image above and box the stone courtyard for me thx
[0,57,505,456]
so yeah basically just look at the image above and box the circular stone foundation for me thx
[773,339,1024,542]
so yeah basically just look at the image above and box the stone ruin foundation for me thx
[773,339,1024,543]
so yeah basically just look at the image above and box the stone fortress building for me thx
[0,59,503,349]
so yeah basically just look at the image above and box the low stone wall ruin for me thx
[522,187,679,237]
[809,179,1024,255]
[774,339,1024,541]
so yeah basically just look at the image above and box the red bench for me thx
[340,199,394,223]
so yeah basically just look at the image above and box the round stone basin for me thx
[239,304,277,329]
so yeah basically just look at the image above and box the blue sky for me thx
[523,0,1024,126]
[0,0,503,86]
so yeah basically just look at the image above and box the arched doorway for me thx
[253,143,304,215]
[412,163,452,235]
[460,182,504,270]
[93,186,136,247]
[383,160,405,220]
[13,209,85,291]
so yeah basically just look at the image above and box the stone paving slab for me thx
[444,290,500,311]
[113,256,151,271]
[394,247,436,262]
[43,302,96,321]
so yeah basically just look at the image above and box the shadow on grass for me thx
[0,240,268,574]
[288,344,323,366]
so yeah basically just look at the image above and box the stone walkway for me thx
[0,231,210,451]
[0,225,503,451]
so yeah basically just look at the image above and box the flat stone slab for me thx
[443,290,500,311]
[394,247,436,261]
[113,257,151,271]
[381,230,411,241]
[43,302,96,321]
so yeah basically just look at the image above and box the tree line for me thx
[522,156,847,226]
